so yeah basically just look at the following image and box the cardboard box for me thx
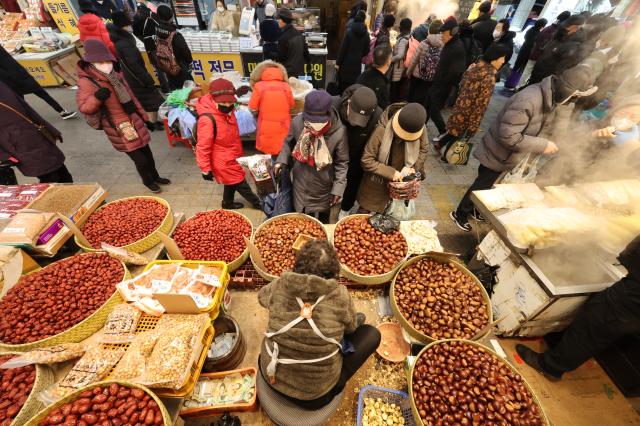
[52,50,81,86]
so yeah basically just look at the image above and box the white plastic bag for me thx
[501,154,541,184]
[385,199,416,221]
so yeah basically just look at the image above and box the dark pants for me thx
[266,324,382,409]
[167,67,193,91]
[30,88,64,113]
[0,167,17,185]
[541,276,640,376]
[341,161,363,212]
[302,209,331,225]
[148,52,171,93]
[425,83,451,135]
[408,77,430,104]
[390,77,409,103]
[223,179,260,206]
[38,164,73,183]
[125,145,160,186]
[455,164,502,219]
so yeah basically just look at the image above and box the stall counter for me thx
[13,45,78,87]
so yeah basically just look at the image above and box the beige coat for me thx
[209,10,235,34]
[258,272,357,401]
[357,103,429,213]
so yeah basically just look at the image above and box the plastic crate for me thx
[357,385,416,426]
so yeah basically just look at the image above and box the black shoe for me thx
[470,209,485,222]
[155,121,165,131]
[145,183,162,193]
[515,344,562,381]
[252,202,262,210]
[356,312,366,327]
[60,111,77,120]
[156,177,171,185]
[222,201,244,209]
[450,211,471,232]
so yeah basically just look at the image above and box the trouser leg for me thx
[541,277,640,375]
[125,147,156,186]
[234,179,260,206]
[38,164,73,183]
[426,86,448,135]
[455,164,501,218]
[341,161,363,212]
[317,210,331,224]
[334,325,382,392]
[140,145,160,180]
[0,168,18,185]
[32,88,64,113]
[222,185,236,203]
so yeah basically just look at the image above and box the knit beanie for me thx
[478,1,491,14]
[265,3,276,17]
[157,4,174,22]
[392,103,426,141]
[111,11,131,28]
[428,19,443,34]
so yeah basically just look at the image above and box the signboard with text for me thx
[44,0,80,34]
[17,59,60,86]
[240,51,326,89]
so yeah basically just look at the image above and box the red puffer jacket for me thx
[195,94,245,186]
[76,62,150,153]
[78,13,116,57]
[248,61,295,155]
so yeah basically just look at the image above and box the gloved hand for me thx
[122,101,137,115]
[94,87,111,101]
[202,172,214,181]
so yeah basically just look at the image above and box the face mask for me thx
[492,30,501,39]
[218,104,234,114]
[94,62,113,74]
[308,121,329,131]
[217,6,224,12]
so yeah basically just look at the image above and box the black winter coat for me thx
[513,26,541,71]
[336,22,370,92]
[260,17,280,43]
[155,20,193,68]
[107,25,164,112]
[277,24,309,78]
[0,82,65,177]
[0,46,42,95]
[132,5,158,52]
[494,31,516,63]
[471,14,497,53]
[433,36,467,88]
[357,67,390,109]
[529,29,588,85]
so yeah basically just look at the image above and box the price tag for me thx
[20,190,38,195]
[151,279,172,293]
[201,274,221,286]
[298,75,312,81]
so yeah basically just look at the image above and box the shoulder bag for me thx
[0,102,58,144]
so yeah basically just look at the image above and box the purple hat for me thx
[82,39,116,63]
[303,90,332,123]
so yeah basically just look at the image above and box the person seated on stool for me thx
[258,239,381,409]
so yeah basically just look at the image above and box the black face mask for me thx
[218,104,235,114]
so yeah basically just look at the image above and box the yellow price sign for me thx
[44,0,79,34]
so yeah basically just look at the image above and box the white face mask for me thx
[308,121,328,131]
[492,30,501,39]
[217,6,224,12]
[94,61,113,74]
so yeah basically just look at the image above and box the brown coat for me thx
[357,103,429,213]
[258,272,357,401]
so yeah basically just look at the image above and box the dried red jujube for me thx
[0,354,35,424]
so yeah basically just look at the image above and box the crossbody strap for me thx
[0,101,44,130]
[82,76,117,129]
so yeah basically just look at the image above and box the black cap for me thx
[556,11,571,22]
[157,4,174,21]
[111,11,131,28]
[439,17,458,33]
[555,66,596,101]
[347,86,378,127]
[277,8,293,22]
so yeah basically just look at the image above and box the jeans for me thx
[264,324,382,409]
[455,164,502,219]
[38,165,73,183]
[30,89,65,113]
[223,179,260,206]
[125,145,160,186]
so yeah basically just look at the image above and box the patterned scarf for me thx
[92,65,132,105]
[292,121,333,170]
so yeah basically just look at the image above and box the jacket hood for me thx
[426,33,444,48]
[538,75,555,111]
[196,93,220,115]
[278,272,340,299]
[499,31,516,43]
[378,102,405,127]
[78,13,103,33]
[349,21,367,37]
[337,83,362,120]
[250,60,288,87]
[156,20,176,39]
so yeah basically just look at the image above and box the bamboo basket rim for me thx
[390,253,493,344]
[0,351,54,426]
[250,213,328,282]
[75,196,173,252]
[25,380,172,426]
[332,214,409,285]
[0,252,128,351]
[408,339,550,426]
[169,209,254,272]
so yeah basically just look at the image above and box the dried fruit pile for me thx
[394,258,489,340]
[334,216,407,276]
[0,253,124,344]
[412,341,545,425]
[0,354,35,424]
[254,216,326,276]
[173,210,251,262]
[83,198,168,248]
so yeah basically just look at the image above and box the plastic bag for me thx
[368,212,400,234]
[0,343,85,368]
[237,154,275,196]
[501,154,541,184]
[385,199,416,221]
[101,242,148,265]
[110,331,159,381]
[399,220,443,255]
[234,107,257,136]
[263,166,294,218]
[288,77,313,100]
[100,304,142,343]
[0,212,53,246]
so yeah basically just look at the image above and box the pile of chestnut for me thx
[334,216,407,276]
[0,354,35,423]
[0,253,124,344]
[83,198,168,248]
[38,383,164,426]
[394,259,488,340]
[412,341,545,425]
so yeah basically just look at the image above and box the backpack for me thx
[191,113,217,148]
[362,30,378,66]
[155,31,181,77]
[463,37,481,67]
[404,36,419,68]
[418,45,440,81]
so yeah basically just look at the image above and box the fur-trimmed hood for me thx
[249,60,289,88]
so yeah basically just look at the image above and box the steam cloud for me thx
[397,0,458,26]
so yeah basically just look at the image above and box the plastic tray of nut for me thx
[357,384,416,426]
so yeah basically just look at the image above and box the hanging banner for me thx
[44,0,80,34]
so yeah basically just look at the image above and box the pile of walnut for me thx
[361,397,405,426]
[394,258,489,340]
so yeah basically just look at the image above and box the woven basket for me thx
[0,253,129,352]
[408,340,550,426]
[357,385,416,426]
[76,196,173,254]
[390,253,492,344]
[169,210,253,272]
[332,214,408,285]
[250,213,327,282]
[0,351,55,426]
[25,380,172,426]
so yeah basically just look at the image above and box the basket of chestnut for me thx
[390,253,491,343]
[410,340,549,426]
[332,215,408,285]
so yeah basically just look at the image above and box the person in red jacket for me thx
[78,0,117,57]
[196,78,260,209]
[76,39,170,193]
[248,60,295,156]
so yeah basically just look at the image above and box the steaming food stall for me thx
[470,181,640,337]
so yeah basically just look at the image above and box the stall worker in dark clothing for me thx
[132,3,170,92]
[357,45,392,110]
[471,1,496,53]
[276,8,310,79]
[517,234,640,380]
[260,3,280,61]
[505,18,547,89]
[155,4,193,90]
[331,85,382,219]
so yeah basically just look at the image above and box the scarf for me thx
[292,121,333,170]
[372,113,421,184]
[93,65,132,105]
